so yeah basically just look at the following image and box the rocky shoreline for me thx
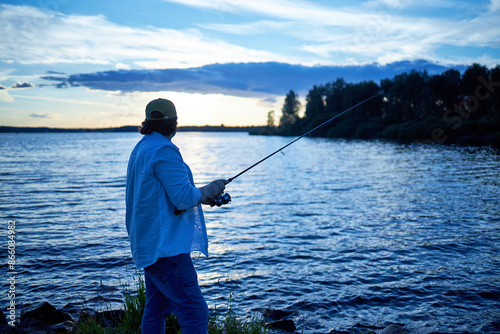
[1,300,411,334]
[0,301,102,334]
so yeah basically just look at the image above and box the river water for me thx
[1,132,499,333]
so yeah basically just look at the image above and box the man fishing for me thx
[125,98,227,333]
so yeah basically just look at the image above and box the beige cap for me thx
[145,98,177,120]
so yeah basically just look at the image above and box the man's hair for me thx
[139,111,178,136]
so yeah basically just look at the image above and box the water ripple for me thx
[0,133,499,333]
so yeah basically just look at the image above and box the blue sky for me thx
[1,0,499,127]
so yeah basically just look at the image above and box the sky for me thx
[0,0,499,128]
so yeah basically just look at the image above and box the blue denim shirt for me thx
[125,132,208,269]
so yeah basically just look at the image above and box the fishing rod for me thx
[208,91,383,208]
[228,91,383,183]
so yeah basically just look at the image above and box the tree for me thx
[279,90,301,132]
[429,69,461,115]
[407,70,433,120]
[460,63,490,120]
[267,110,275,127]
[344,80,382,120]
[491,65,500,122]
[381,70,432,122]
[305,85,326,120]
[267,63,500,144]
[325,78,346,115]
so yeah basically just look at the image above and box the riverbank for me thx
[0,299,411,334]
[1,277,276,334]
[0,276,407,334]
[0,299,273,334]
[4,299,498,333]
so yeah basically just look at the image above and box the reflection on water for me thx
[0,132,499,333]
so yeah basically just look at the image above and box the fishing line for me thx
[227,91,383,184]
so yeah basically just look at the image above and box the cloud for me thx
[371,0,461,9]
[11,81,35,89]
[43,60,466,97]
[2,2,499,73]
[0,4,287,69]
[199,20,292,36]
[29,112,60,119]
[166,0,385,28]
[0,85,6,90]
[491,0,500,11]
[0,90,14,103]
[165,0,500,66]
[11,94,115,107]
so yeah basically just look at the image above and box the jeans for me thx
[141,254,208,334]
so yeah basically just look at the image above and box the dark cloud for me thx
[260,96,278,103]
[46,70,66,75]
[56,81,70,89]
[41,75,68,81]
[30,112,51,118]
[40,75,71,88]
[44,60,467,97]
[11,81,35,89]
[0,85,6,90]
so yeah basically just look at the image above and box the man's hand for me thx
[199,179,228,206]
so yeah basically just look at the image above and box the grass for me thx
[207,293,269,334]
[75,276,269,334]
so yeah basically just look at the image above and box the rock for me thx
[20,301,56,323]
[262,308,296,332]
[0,323,25,333]
[19,318,47,330]
[50,320,75,334]
[1,309,8,325]
[60,303,84,320]
[262,308,291,320]
[24,327,54,334]
[266,319,296,332]
[18,318,50,333]
[327,330,351,334]
[40,310,73,326]
[379,323,406,334]
[19,302,73,332]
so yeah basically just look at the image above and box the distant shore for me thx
[0,125,266,133]
[2,124,499,148]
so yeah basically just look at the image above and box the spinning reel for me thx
[174,192,231,215]
[214,193,231,207]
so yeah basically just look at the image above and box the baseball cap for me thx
[145,98,177,120]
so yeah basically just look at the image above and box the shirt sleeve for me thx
[153,145,201,210]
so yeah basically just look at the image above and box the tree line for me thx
[259,63,500,146]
